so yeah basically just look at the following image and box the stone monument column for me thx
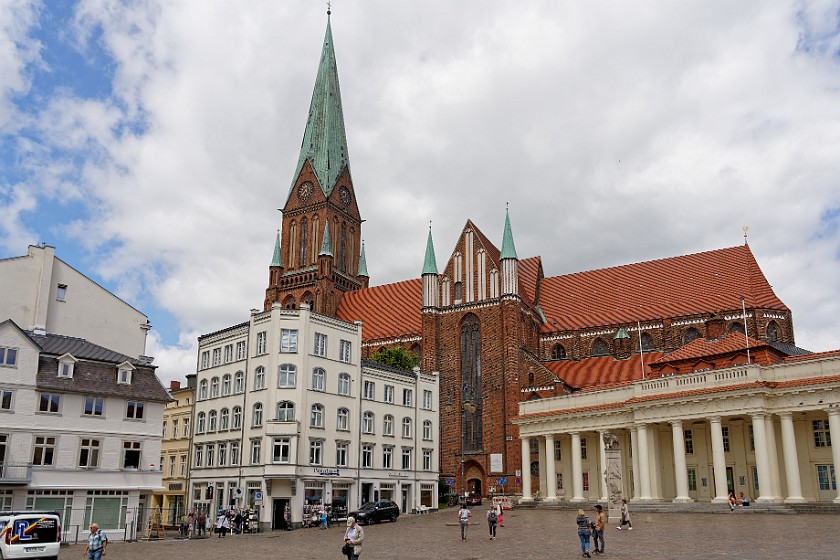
[602,432,623,523]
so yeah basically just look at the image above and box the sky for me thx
[2,0,840,385]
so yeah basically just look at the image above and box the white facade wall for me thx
[0,245,150,358]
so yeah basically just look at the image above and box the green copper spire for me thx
[357,241,369,277]
[271,230,282,267]
[319,222,333,256]
[500,208,518,260]
[422,228,438,275]
[289,16,351,201]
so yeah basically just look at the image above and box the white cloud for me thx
[5,1,840,383]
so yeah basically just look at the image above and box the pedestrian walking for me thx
[83,522,107,560]
[457,502,471,541]
[186,510,194,539]
[592,504,606,554]
[486,505,498,540]
[495,501,505,527]
[216,511,229,537]
[576,509,592,558]
[342,516,364,560]
[197,511,206,536]
[617,498,632,530]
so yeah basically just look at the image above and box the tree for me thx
[370,345,418,372]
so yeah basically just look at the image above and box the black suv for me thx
[348,500,400,525]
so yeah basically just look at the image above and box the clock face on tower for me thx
[338,186,351,208]
[298,181,314,202]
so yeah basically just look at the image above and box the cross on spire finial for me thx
[327,2,331,15]
[429,219,432,232]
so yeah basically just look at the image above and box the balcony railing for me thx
[0,463,32,484]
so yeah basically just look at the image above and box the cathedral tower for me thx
[265,15,365,316]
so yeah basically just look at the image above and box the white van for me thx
[0,512,61,560]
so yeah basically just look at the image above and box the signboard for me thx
[446,478,455,486]
[490,453,503,473]
[496,477,508,485]
[254,491,263,500]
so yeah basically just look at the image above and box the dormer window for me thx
[57,354,78,379]
[117,361,135,385]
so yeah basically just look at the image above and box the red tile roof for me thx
[336,278,422,342]
[519,256,542,305]
[650,333,768,364]
[785,349,840,362]
[538,245,787,332]
[544,352,663,388]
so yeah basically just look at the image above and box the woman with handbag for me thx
[575,509,592,558]
[342,516,364,560]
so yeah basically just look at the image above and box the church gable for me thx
[439,220,503,306]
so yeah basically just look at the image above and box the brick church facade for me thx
[265,16,803,497]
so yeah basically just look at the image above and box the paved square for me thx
[64,508,837,560]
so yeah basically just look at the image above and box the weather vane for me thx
[742,225,749,245]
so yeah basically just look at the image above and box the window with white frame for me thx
[212,348,221,366]
[309,440,323,465]
[312,367,326,391]
[254,366,266,390]
[232,406,242,429]
[278,364,297,388]
[84,396,103,417]
[33,436,56,465]
[310,404,324,428]
[162,421,167,437]
[582,472,590,492]
[273,437,291,463]
[224,344,233,363]
[220,408,229,430]
[684,430,694,454]
[218,443,227,466]
[814,420,832,447]
[422,389,432,410]
[230,442,239,466]
[276,401,295,421]
[180,454,187,476]
[206,444,215,467]
[422,420,433,441]
[1,389,13,410]
[361,444,373,468]
[210,377,220,398]
[56,284,67,301]
[384,385,394,403]
[280,329,298,353]
[401,448,412,469]
[256,331,267,355]
[196,412,206,433]
[123,441,141,468]
[208,410,217,431]
[194,445,203,467]
[338,373,351,395]
[200,351,210,369]
[313,333,327,357]
[172,419,179,438]
[339,340,351,363]
[199,379,208,400]
[38,393,60,413]
[383,414,394,437]
[184,419,190,437]
[363,381,375,400]
[554,439,562,460]
[234,371,245,393]
[126,401,145,420]
[382,446,393,469]
[403,389,413,407]
[336,442,349,467]
[337,407,350,431]
[58,356,75,378]
[580,437,587,460]
[252,402,263,427]
[722,427,731,452]
[168,455,176,476]
[222,374,231,395]
[423,449,432,471]
[0,346,17,367]
[236,341,246,360]
[78,438,100,468]
[402,417,412,438]
[117,366,132,384]
[250,439,261,465]
[362,411,374,434]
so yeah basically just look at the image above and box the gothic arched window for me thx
[683,328,701,345]
[283,295,296,309]
[766,321,780,342]
[728,322,745,334]
[639,333,655,352]
[340,222,348,272]
[298,217,308,267]
[460,314,482,451]
[591,338,609,357]
[551,344,566,360]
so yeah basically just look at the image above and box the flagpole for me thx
[740,296,750,364]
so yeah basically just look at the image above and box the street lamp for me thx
[461,395,477,500]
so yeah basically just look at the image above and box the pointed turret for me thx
[500,209,519,296]
[289,16,350,201]
[265,230,284,309]
[357,241,369,289]
[271,230,283,267]
[422,227,439,308]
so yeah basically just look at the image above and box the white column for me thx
[779,412,805,502]
[709,416,729,502]
[570,432,584,502]
[545,434,557,501]
[520,438,532,501]
[636,424,652,500]
[751,413,775,502]
[537,435,548,497]
[598,431,608,503]
[630,426,641,500]
[828,409,840,504]
[670,420,692,502]
[648,425,662,499]
[764,414,782,500]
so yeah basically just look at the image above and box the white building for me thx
[0,244,151,359]
[188,304,439,529]
[0,319,170,538]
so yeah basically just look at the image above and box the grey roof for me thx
[767,340,812,356]
[30,332,171,403]
[361,359,417,379]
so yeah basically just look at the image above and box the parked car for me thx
[0,511,61,560]
[465,492,482,506]
[348,500,400,525]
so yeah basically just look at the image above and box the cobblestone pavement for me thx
[63,508,837,560]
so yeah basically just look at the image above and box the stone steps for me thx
[514,499,804,514]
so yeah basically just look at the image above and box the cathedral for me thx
[264,15,840,503]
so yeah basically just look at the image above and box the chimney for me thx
[185,373,197,389]
[169,380,181,390]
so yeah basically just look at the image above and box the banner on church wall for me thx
[490,453,503,473]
